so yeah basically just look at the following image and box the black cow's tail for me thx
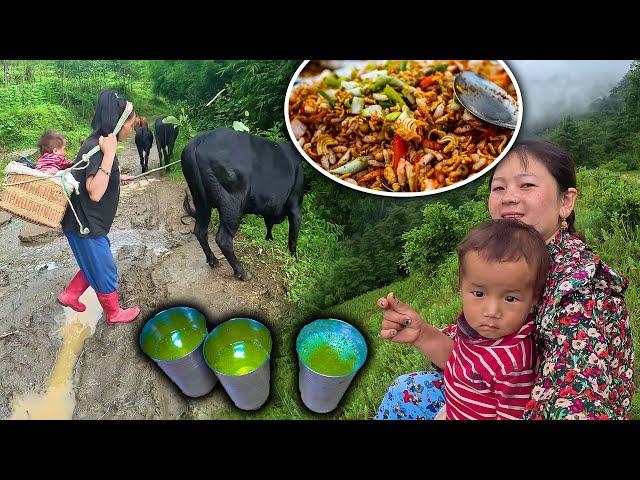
[181,190,196,225]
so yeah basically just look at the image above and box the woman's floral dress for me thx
[524,228,634,419]
[375,228,635,420]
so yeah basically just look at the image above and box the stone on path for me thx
[18,222,63,244]
[0,211,12,227]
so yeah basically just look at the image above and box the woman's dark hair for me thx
[91,89,135,137]
[457,219,551,298]
[490,138,582,239]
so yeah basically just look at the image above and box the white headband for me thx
[113,101,134,136]
[79,101,134,171]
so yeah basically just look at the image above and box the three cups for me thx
[140,308,367,413]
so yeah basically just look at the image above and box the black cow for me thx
[181,128,304,281]
[134,117,154,173]
[155,116,179,168]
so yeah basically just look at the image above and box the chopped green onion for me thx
[330,157,370,175]
[318,89,336,107]
[341,80,358,90]
[351,96,364,115]
[360,69,387,82]
[385,111,402,121]
[362,105,383,117]
[382,85,406,107]
[323,76,342,88]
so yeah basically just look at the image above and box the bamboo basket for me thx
[0,172,68,228]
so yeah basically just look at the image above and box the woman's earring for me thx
[561,218,568,230]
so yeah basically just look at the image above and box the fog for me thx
[506,60,633,133]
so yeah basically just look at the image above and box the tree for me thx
[621,61,640,115]
[548,115,595,167]
[146,60,301,135]
[24,63,34,82]
[2,60,9,85]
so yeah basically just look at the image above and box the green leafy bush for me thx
[401,199,489,275]
[603,158,629,172]
[577,168,640,237]
[401,203,461,274]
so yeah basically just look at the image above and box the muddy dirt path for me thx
[0,133,289,419]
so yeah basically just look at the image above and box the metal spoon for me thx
[453,72,519,130]
[381,179,394,192]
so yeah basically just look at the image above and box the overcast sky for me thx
[506,60,633,132]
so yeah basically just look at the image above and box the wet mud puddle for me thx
[10,288,103,419]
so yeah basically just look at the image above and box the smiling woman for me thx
[488,139,578,242]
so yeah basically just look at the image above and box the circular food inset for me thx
[285,60,522,197]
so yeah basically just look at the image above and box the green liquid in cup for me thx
[304,344,357,376]
[212,341,269,376]
[142,327,205,361]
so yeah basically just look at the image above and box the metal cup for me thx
[202,318,272,411]
[296,319,368,414]
[139,306,218,398]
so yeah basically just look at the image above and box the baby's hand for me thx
[377,292,424,345]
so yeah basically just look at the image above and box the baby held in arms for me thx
[379,219,550,420]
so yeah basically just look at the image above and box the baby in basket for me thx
[35,130,74,175]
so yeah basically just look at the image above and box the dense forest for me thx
[541,60,640,170]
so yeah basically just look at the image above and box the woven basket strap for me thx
[60,172,89,235]
[75,100,134,171]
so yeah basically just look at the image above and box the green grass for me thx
[622,170,640,184]
[0,77,92,178]
[128,79,170,119]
